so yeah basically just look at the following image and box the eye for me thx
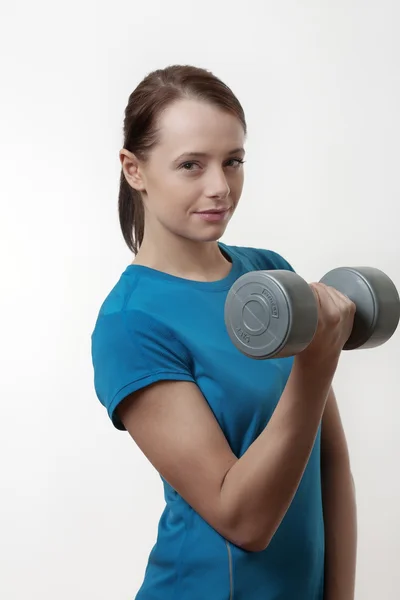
[226,158,246,168]
[180,161,199,171]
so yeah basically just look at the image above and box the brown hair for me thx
[118,65,247,254]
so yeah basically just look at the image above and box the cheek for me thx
[156,183,197,219]
[230,173,244,198]
[147,173,194,208]
[169,175,203,206]
[161,171,198,194]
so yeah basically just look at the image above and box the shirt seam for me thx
[110,369,195,405]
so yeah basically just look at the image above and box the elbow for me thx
[239,538,270,553]
[218,484,276,553]
[224,520,274,553]
[229,531,272,553]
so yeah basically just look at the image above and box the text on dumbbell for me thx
[261,288,278,317]
[235,327,251,343]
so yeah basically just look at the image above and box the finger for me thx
[310,283,342,323]
[315,283,342,311]
[326,287,356,312]
[309,282,323,309]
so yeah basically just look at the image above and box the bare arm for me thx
[321,387,357,599]
[117,355,336,552]
[220,354,336,550]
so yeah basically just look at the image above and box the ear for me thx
[119,148,146,192]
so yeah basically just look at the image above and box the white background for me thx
[1,1,399,598]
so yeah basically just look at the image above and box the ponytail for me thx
[118,170,144,255]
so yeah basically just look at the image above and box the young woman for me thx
[91,65,357,599]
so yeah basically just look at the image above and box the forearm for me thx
[322,460,357,599]
[220,355,337,551]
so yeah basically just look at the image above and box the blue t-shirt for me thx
[91,243,324,600]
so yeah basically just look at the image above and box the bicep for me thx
[116,380,238,536]
[321,387,351,468]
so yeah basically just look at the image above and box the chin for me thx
[173,229,225,245]
[192,225,229,243]
[169,216,232,244]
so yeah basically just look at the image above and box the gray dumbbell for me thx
[224,266,400,359]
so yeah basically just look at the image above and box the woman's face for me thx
[122,98,246,244]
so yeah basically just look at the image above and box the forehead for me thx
[155,99,245,152]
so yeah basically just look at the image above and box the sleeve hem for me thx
[109,371,196,431]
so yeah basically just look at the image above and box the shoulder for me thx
[220,242,296,273]
[93,265,148,320]
[92,298,185,360]
[92,264,167,332]
[91,266,190,367]
[91,283,194,431]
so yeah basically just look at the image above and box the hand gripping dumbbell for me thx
[224,266,400,359]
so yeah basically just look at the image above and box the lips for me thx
[196,208,229,214]
[194,208,230,222]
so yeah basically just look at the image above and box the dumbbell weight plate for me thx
[319,266,400,350]
[224,270,318,359]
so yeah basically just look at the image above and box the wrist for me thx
[292,351,339,386]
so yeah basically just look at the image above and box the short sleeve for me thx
[91,310,195,431]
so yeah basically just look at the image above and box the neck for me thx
[133,228,231,282]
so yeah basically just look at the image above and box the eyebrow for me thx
[173,147,245,162]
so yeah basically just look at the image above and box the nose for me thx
[205,167,230,199]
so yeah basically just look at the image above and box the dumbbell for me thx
[224,266,400,359]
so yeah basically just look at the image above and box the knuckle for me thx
[345,299,356,313]
[327,308,341,325]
